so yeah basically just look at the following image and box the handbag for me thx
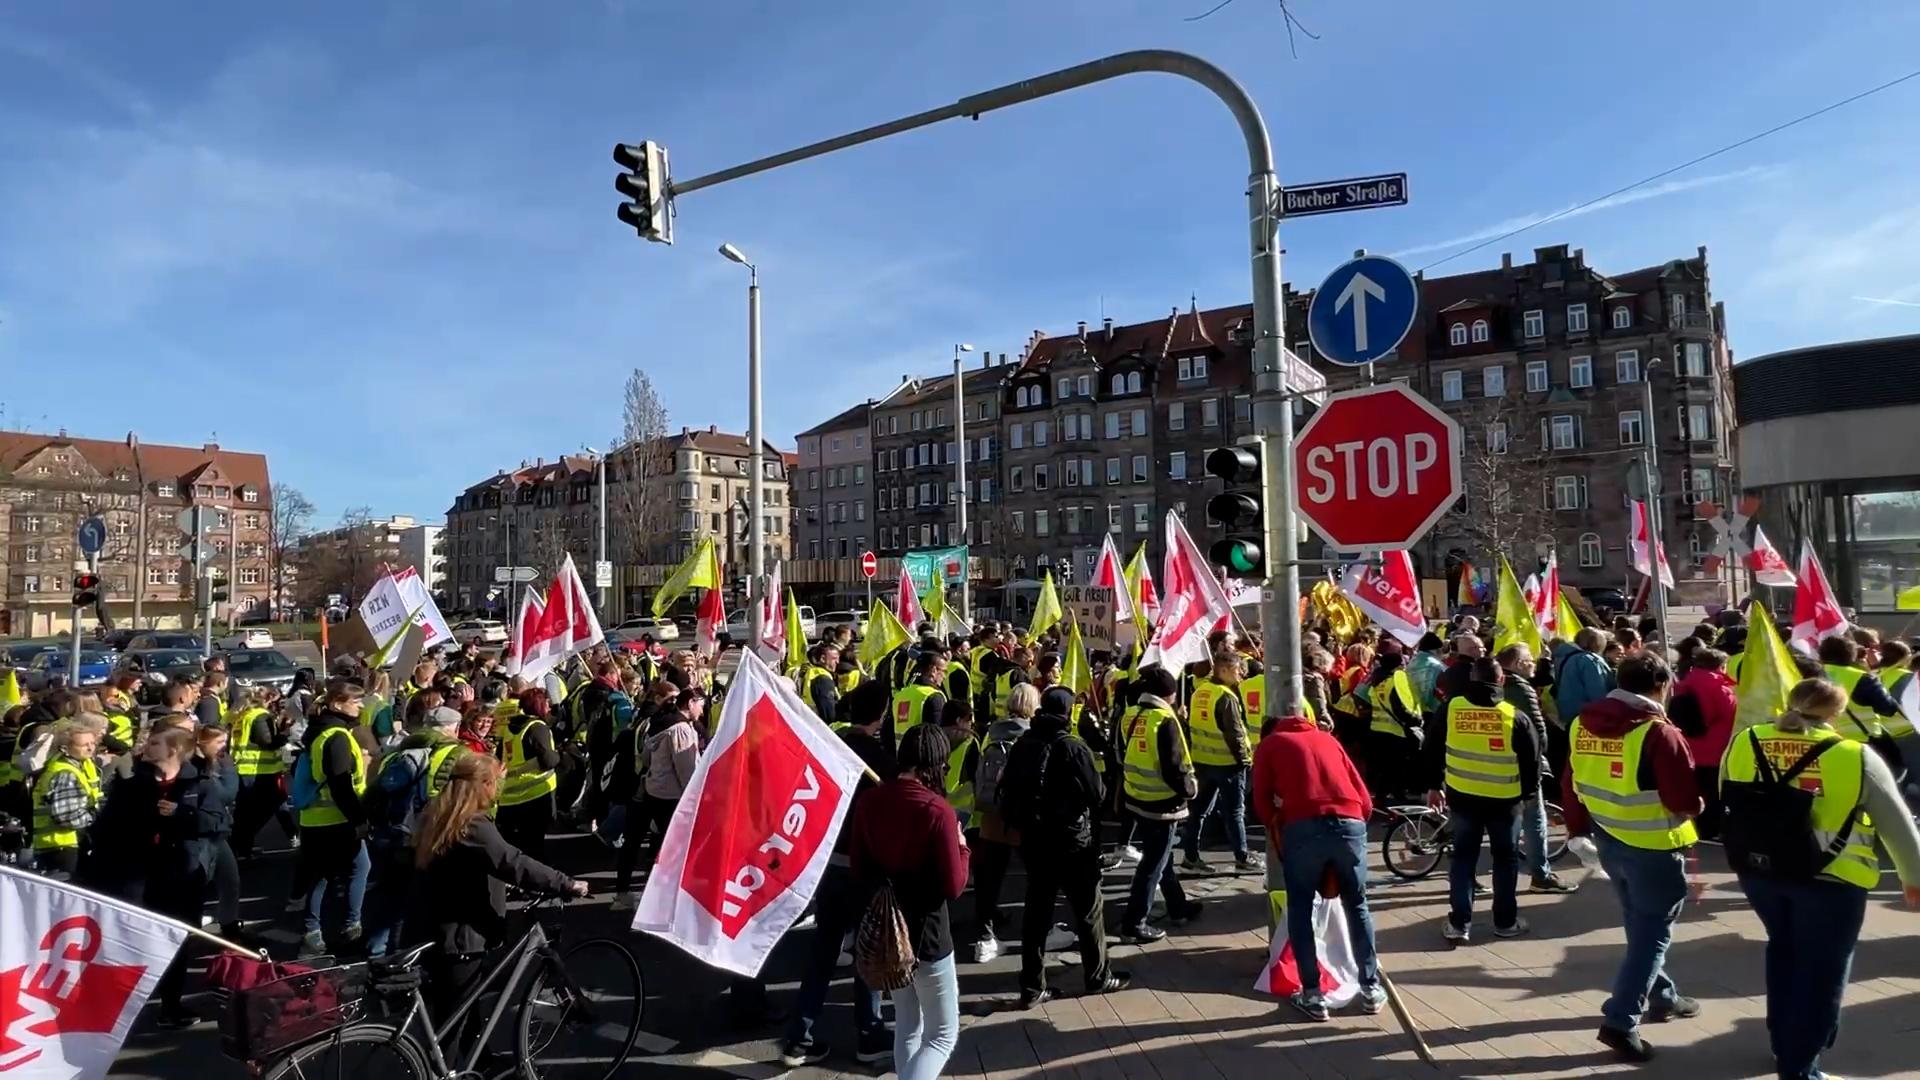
[853,882,917,992]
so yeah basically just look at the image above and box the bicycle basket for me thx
[219,961,372,1062]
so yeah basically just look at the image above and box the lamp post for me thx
[952,342,973,624]
[719,242,766,647]
[582,445,609,615]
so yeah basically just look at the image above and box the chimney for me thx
[708,424,717,434]
[535,456,544,467]
[999,353,1008,367]
[680,425,690,436]
[1102,317,1113,341]
[1501,253,1512,271]
[980,353,989,369]
[202,442,219,452]
[1076,320,1087,339]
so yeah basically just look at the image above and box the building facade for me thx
[399,524,447,600]
[869,360,1011,559]
[795,402,875,564]
[0,431,272,636]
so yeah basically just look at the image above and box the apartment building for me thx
[869,361,1012,559]
[0,430,273,635]
[292,513,447,607]
[795,401,876,563]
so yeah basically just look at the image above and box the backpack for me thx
[288,748,322,811]
[1721,729,1858,881]
[13,724,54,778]
[853,883,916,991]
[363,746,436,848]
[973,729,1020,812]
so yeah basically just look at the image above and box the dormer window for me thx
[1471,319,1490,343]
[1450,323,1468,346]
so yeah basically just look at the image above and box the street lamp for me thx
[953,342,974,624]
[719,241,766,647]
[582,444,609,616]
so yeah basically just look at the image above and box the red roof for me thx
[0,430,269,492]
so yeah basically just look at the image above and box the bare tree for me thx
[1437,396,1564,571]
[609,368,677,567]
[269,483,315,618]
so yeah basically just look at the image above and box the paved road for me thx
[109,818,1920,1080]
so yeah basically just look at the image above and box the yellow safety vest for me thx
[1569,718,1697,850]
[797,665,835,709]
[890,684,941,741]
[105,711,135,749]
[944,736,976,816]
[1885,672,1916,739]
[499,718,558,806]
[992,670,1021,719]
[943,664,969,704]
[1188,681,1247,767]
[1720,723,1879,890]
[1121,705,1185,804]
[1443,699,1523,800]
[298,726,368,828]
[1822,665,1887,743]
[1365,670,1419,738]
[32,758,100,851]
[494,699,523,724]
[232,707,284,776]
[1725,653,1744,684]
[837,669,864,694]
[423,740,467,800]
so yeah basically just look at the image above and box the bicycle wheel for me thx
[516,937,645,1080]
[1382,813,1447,880]
[262,1023,431,1080]
[1543,801,1571,864]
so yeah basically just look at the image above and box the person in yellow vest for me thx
[31,715,106,880]
[292,680,373,958]
[100,675,141,754]
[795,643,842,723]
[497,688,561,863]
[1719,677,1920,1079]
[973,645,1030,723]
[231,685,296,859]
[888,652,947,751]
[835,657,865,697]
[363,704,471,957]
[1358,648,1423,800]
[1179,652,1260,874]
[1815,636,1904,747]
[1562,653,1703,1062]
[1424,657,1540,944]
[938,699,980,826]
[1117,666,1201,944]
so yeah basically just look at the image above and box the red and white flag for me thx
[1090,533,1133,622]
[505,586,546,676]
[1254,894,1360,1008]
[1140,511,1232,672]
[894,565,923,631]
[634,650,871,976]
[1791,538,1848,646]
[1744,525,1797,587]
[553,553,605,657]
[1533,551,1562,637]
[756,562,786,663]
[0,866,190,1078]
[1342,549,1425,647]
[1629,501,1675,588]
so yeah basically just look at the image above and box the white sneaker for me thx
[972,936,1001,963]
[1120,845,1143,864]
[1044,924,1078,952]
[1441,918,1471,944]
[608,891,637,913]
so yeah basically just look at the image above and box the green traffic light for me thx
[1228,542,1262,573]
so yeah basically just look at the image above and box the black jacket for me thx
[406,816,575,955]
[83,760,194,899]
[998,709,1104,850]
[308,711,368,827]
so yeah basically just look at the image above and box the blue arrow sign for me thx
[1307,254,1419,367]
[76,515,107,557]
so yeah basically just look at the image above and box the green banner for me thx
[902,545,969,590]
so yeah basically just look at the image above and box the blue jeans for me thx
[1448,803,1519,931]
[1280,816,1380,993]
[1593,830,1688,1033]
[1122,817,1189,929]
[1183,764,1250,861]
[297,824,371,937]
[891,952,959,1080]
[1741,874,1868,1080]
[1521,790,1552,878]
[786,866,883,1050]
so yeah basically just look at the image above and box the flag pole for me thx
[0,865,264,960]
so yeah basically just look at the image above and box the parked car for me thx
[113,648,208,693]
[217,628,275,651]
[605,616,680,644]
[3,641,62,669]
[225,648,300,695]
[814,609,867,642]
[127,632,205,653]
[23,647,117,692]
[450,619,509,646]
[1580,587,1630,618]
[720,605,817,645]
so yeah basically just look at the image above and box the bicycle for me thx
[1380,800,1571,881]
[233,895,644,1080]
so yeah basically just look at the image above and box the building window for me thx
[242,487,259,503]
[1681,342,1707,377]
[979,478,993,503]
[1482,366,1505,397]
[1131,455,1149,483]
[1106,457,1121,484]
[1034,421,1050,447]
[855,502,866,521]
[1681,404,1714,441]
[1110,373,1126,395]
[21,575,39,594]
[21,544,39,562]
[1201,398,1219,427]
[1567,303,1589,333]
[1449,323,1468,346]
[1106,504,1121,530]
[1234,394,1252,423]
[1523,309,1545,339]
[1126,372,1142,394]
[1616,349,1641,383]
[1009,466,1025,493]
[1035,510,1050,537]
[1441,370,1463,402]
[1176,355,1207,381]
[1080,460,1095,486]
[1570,355,1593,389]
[147,566,164,585]
[156,482,174,497]
[1058,377,1072,399]
[1525,360,1549,393]
[1578,533,1603,567]
[1488,422,1509,455]
[19,516,39,533]
[1130,408,1148,436]
[808,539,821,559]
[166,567,181,585]
[1077,375,1091,396]
[1619,410,1644,446]
[854,464,867,484]
[1103,412,1121,439]
[1010,511,1025,538]
[1169,451,1187,480]
[1471,319,1490,343]
[1133,502,1150,532]
[1554,476,1587,510]
[1550,414,1581,450]
[1672,294,1688,317]
[1168,402,1186,431]
[1009,423,1025,450]
[1612,305,1632,329]
[1034,465,1050,490]
[240,568,260,585]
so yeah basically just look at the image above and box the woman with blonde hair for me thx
[1720,677,1920,1079]
[32,715,107,879]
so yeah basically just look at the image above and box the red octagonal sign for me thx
[1292,383,1462,549]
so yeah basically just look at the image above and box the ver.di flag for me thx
[0,866,191,1078]
[1533,551,1563,638]
[1090,533,1133,623]
[756,561,786,664]
[1745,525,1796,587]
[633,651,870,977]
[1791,538,1848,647]
[857,597,912,675]
[1139,511,1231,672]
[1629,501,1675,589]
[1253,892,1360,1008]
[893,565,923,631]
[1341,550,1424,647]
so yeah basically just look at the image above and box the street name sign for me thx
[1280,173,1408,219]
[1307,254,1420,367]
[494,565,537,584]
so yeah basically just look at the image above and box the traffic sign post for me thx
[1280,173,1408,219]
[860,550,877,615]
[1307,254,1420,368]
[76,516,107,564]
[1292,383,1462,551]
[494,565,537,584]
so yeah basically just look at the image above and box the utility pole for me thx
[719,244,766,647]
[952,342,974,624]
[597,451,609,615]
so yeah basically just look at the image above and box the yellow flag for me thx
[0,668,20,715]
[1555,591,1586,640]
[653,537,719,616]
[1493,557,1544,655]
[924,563,946,623]
[1122,543,1153,637]
[1899,584,1920,611]
[1061,618,1092,695]
[858,597,912,674]
[785,588,806,673]
[1029,571,1064,642]
[1735,603,1800,733]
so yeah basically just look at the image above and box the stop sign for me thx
[1292,383,1461,549]
[860,551,877,579]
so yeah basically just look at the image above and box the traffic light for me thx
[613,141,673,244]
[199,572,230,607]
[1204,442,1269,578]
[72,573,101,608]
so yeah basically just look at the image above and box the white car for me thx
[606,616,680,644]
[217,628,275,651]
[814,609,867,642]
[722,606,817,644]
[451,619,510,646]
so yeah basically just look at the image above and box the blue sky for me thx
[4,1,1918,526]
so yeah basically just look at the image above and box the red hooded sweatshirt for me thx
[1561,690,1702,837]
